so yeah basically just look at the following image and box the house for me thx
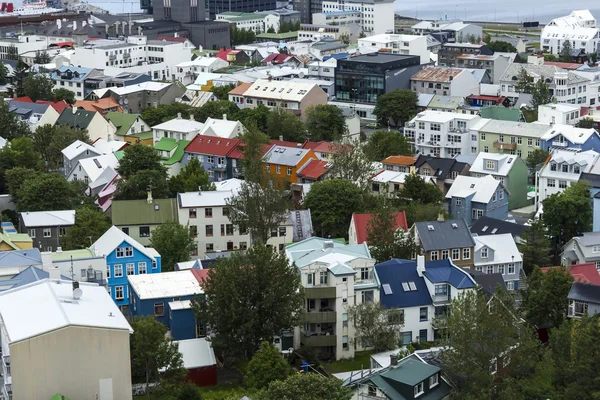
[381,155,417,173]
[376,256,477,343]
[445,52,515,84]
[199,115,245,139]
[370,171,436,197]
[61,139,102,178]
[410,67,489,98]
[537,103,582,126]
[540,125,600,152]
[426,95,465,113]
[175,57,229,85]
[541,263,600,285]
[473,233,523,291]
[446,175,509,225]
[0,222,32,251]
[91,82,186,114]
[111,198,179,246]
[567,282,600,318]
[263,145,318,183]
[172,338,217,387]
[561,232,600,267]
[0,278,133,400]
[469,153,529,210]
[45,248,107,286]
[183,135,242,182]
[74,98,123,116]
[490,35,527,53]
[0,249,43,280]
[285,237,379,360]
[414,22,483,42]
[476,119,551,158]
[105,112,152,145]
[55,108,118,142]
[19,210,75,252]
[66,153,119,188]
[93,138,129,155]
[128,269,207,340]
[91,226,162,309]
[470,216,530,244]
[296,159,332,183]
[154,138,190,177]
[215,48,252,65]
[0,266,72,291]
[466,269,507,298]
[414,155,472,196]
[178,90,219,109]
[465,94,509,109]
[538,149,600,202]
[152,114,205,144]
[541,10,599,55]
[8,100,60,131]
[357,33,430,64]
[49,65,102,100]
[412,219,476,268]
[348,212,408,245]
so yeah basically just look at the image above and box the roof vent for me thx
[427,225,434,231]
[451,223,458,229]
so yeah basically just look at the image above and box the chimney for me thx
[73,21,77,31]
[147,186,153,204]
[129,21,133,36]
[323,239,334,250]
[223,113,227,120]
[49,265,61,281]
[41,251,53,270]
[297,143,302,148]
[190,114,195,121]
[177,112,182,119]
[437,213,445,222]
[57,19,61,29]
[82,21,87,27]
[390,353,399,366]
[56,246,63,253]
[417,255,425,277]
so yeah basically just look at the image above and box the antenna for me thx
[70,255,74,280]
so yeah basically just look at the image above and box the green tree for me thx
[267,26,276,34]
[0,62,8,85]
[23,74,54,102]
[266,107,306,142]
[542,181,592,261]
[347,302,402,352]
[364,130,413,161]
[149,221,195,272]
[486,41,518,52]
[303,179,364,238]
[176,384,202,400]
[520,220,552,275]
[141,103,194,127]
[192,244,304,360]
[6,45,18,61]
[230,26,256,46]
[305,104,347,142]
[525,148,549,172]
[396,173,443,205]
[238,105,270,133]
[5,167,37,204]
[373,89,418,128]
[114,170,170,200]
[245,341,291,390]
[0,138,42,191]
[130,316,186,399]
[0,100,34,140]
[531,77,552,109]
[339,32,350,44]
[16,173,78,211]
[367,201,414,263]
[560,40,573,62]
[210,84,235,100]
[516,67,534,93]
[576,117,595,128]
[51,88,76,105]
[329,139,373,189]
[13,60,29,97]
[32,124,90,170]
[403,202,447,226]
[194,100,240,123]
[62,206,112,250]
[33,50,51,64]
[521,266,573,329]
[117,144,166,179]
[260,373,352,400]
[169,158,215,195]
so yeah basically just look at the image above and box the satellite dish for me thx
[73,288,83,300]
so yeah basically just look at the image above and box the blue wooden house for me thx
[91,226,162,310]
[128,269,206,340]
[540,126,600,152]
[445,175,509,225]
[183,134,243,182]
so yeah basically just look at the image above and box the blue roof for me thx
[423,259,476,289]
[376,259,432,309]
[324,52,350,61]
[49,65,94,82]
[0,266,71,291]
[0,248,42,267]
[1,222,16,234]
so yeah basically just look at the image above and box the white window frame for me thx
[481,248,488,258]
[452,249,460,260]
[28,229,35,238]
[430,251,439,260]
[126,263,135,275]
[114,264,123,278]
[462,248,471,260]
[115,286,124,300]
[43,228,52,238]
[138,262,147,274]
[307,272,315,286]
[414,381,424,397]
[429,374,439,388]
[508,263,515,274]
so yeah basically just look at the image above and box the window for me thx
[115,286,124,300]
[486,160,496,169]
[455,198,462,206]
[528,138,533,146]
[472,209,484,220]
[499,190,504,200]
[507,281,514,291]
[362,290,374,304]
[481,248,488,258]
[226,224,234,235]
[205,208,212,217]
[452,249,460,260]
[508,263,515,274]
[484,146,489,152]
[571,300,589,317]
[414,381,424,397]
[154,302,165,316]
[205,225,213,236]
[429,374,439,388]
[559,180,567,188]
[401,331,412,345]
[152,260,157,269]
[287,167,292,176]
[517,136,522,145]
[441,250,449,259]
[593,245,600,253]
[126,263,135,275]
[278,226,286,237]
[106,266,111,279]
[360,267,371,281]
[342,335,349,350]
[139,226,150,237]
[307,272,315,286]
[435,284,448,296]
[562,164,569,173]
[43,228,51,238]
[59,227,67,237]
[114,264,123,277]
[481,132,486,140]
[419,329,428,341]
[320,271,328,285]
[547,179,556,187]
[206,243,214,252]
[138,262,147,274]
[420,307,428,321]
[431,123,441,131]
[499,135,504,143]
[276,165,281,174]
[463,248,471,260]
[116,247,133,258]
[189,208,197,218]
[492,192,497,202]
[574,166,580,174]
[28,229,35,238]
[550,162,557,171]
[430,251,439,260]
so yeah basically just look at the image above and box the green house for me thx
[477,119,551,159]
[154,137,190,177]
[111,198,179,245]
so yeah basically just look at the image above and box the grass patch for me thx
[324,350,377,374]
[134,383,252,400]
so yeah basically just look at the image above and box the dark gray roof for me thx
[415,219,475,251]
[8,101,49,116]
[470,216,529,239]
[569,281,600,304]
[466,269,506,297]
[415,155,468,180]
[342,52,420,64]
[581,172,600,189]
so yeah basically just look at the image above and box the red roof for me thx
[297,159,330,180]
[351,211,409,244]
[184,134,242,157]
[37,100,70,113]
[544,61,584,70]
[191,268,210,284]
[467,95,504,101]
[157,35,188,43]
[540,263,600,285]
[263,53,296,64]
[216,48,237,61]
[12,96,32,102]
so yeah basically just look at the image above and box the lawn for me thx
[324,350,377,374]
[134,383,251,400]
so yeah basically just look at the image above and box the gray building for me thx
[94,82,186,114]
[181,21,231,50]
[61,140,102,178]
[568,282,600,318]
[292,0,322,23]
[153,0,205,23]
[207,0,277,19]
[19,211,76,252]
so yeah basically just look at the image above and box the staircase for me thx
[295,211,303,241]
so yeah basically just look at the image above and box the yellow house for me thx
[0,231,33,251]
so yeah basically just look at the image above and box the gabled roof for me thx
[36,100,69,114]
[152,117,205,133]
[105,112,141,136]
[423,258,477,289]
[568,281,600,304]
[178,188,240,208]
[0,248,42,268]
[112,198,178,226]
[415,155,468,180]
[465,269,505,297]
[20,210,75,227]
[61,139,101,160]
[470,216,529,239]
[56,108,96,129]
[263,145,312,167]
[371,170,435,185]
[370,356,443,392]
[184,134,241,156]
[157,35,189,43]
[445,175,503,204]
[78,153,119,183]
[93,138,128,154]
[75,98,123,113]
[474,233,522,264]
[91,226,159,261]
[199,117,243,138]
[285,237,372,269]
[0,266,71,291]
[541,264,600,285]
[541,124,599,145]
[381,155,417,166]
[415,219,475,251]
[173,338,216,370]
[296,159,331,180]
[469,153,520,177]
[376,259,432,308]
[351,212,408,245]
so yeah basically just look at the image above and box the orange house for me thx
[262,145,318,183]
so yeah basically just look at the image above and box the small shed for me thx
[175,337,218,387]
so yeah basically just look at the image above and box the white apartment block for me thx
[0,35,47,60]
[358,34,430,64]
[321,0,395,35]
[541,10,600,55]
[307,58,336,81]
[538,103,582,125]
[404,110,481,158]
[312,10,362,28]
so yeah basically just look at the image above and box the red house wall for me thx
[188,365,218,387]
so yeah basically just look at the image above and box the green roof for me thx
[111,198,179,225]
[163,140,190,165]
[256,31,298,39]
[480,106,523,122]
[114,150,125,160]
[105,112,141,136]
[49,394,71,400]
[52,249,98,262]
[134,131,154,140]
[428,95,463,109]
[155,137,178,152]
[0,232,20,250]
[7,233,32,243]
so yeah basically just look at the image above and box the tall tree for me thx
[238,105,270,133]
[141,103,194,127]
[194,100,240,123]
[0,62,8,85]
[168,158,215,195]
[13,60,29,97]
[305,104,347,142]
[0,138,42,191]
[266,107,306,142]
[521,266,573,329]
[260,373,352,400]
[245,341,291,390]
[209,84,235,100]
[329,139,373,189]
[520,220,552,275]
[0,100,34,140]
[531,77,552,109]
[51,88,76,105]
[62,206,112,250]
[33,124,90,170]
[16,173,78,211]
[23,74,54,102]
[576,117,595,128]
[367,201,414,263]
[516,67,534,93]
[149,221,195,272]
[33,50,52,64]
[347,302,402,352]
[486,41,518,52]
[560,40,573,62]
[396,173,443,205]
[117,144,166,179]
[4,167,37,204]
[192,244,304,360]
[363,130,413,161]
[373,89,418,128]
[114,170,170,201]
[303,179,364,238]
[130,316,186,400]
[6,45,18,61]
[525,148,549,172]
[403,202,447,226]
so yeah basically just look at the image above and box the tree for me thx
[347,302,401,352]
[329,139,373,189]
[486,41,518,53]
[238,105,270,133]
[176,384,202,400]
[194,100,240,123]
[13,60,29,97]
[23,74,54,102]
[339,32,350,44]
[192,244,304,360]
[260,373,352,400]
[521,266,573,329]
[230,26,256,46]
[560,40,573,62]
[0,100,34,140]
[542,181,592,261]
[210,84,235,100]
[531,77,552,109]
[396,174,443,205]
[51,88,76,105]
[520,220,552,275]
[516,67,534,94]
[169,158,214,195]
[33,50,51,64]
[373,89,418,128]
[267,26,276,34]
[16,173,78,211]
[6,45,18,61]
[245,341,291,389]
[576,117,595,128]
[33,124,90,170]
[367,201,415,263]
[117,144,166,179]
[304,179,364,238]
[5,167,37,204]
[403,202,447,226]
[0,62,8,85]
[114,170,170,200]
[141,103,194,127]
[266,107,306,142]
[62,206,112,250]
[149,221,195,272]
[525,148,549,172]
[130,316,186,399]
[363,130,413,161]
[304,104,347,142]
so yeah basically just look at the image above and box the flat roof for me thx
[128,270,203,300]
[341,52,419,64]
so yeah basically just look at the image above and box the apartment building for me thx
[358,34,430,64]
[0,35,47,60]
[297,24,352,41]
[285,237,379,360]
[541,10,600,55]
[175,57,229,86]
[216,12,269,33]
[49,66,102,100]
[206,0,276,19]
[437,42,492,66]
[410,66,489,98]
[312,10,362,30]
[321,0,395,35]
[476,119,552,158]
[537,103,582,125]
[447,52,514,84]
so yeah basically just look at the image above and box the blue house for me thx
[445,175,509,225]
[540,125,600,152]
[183,134,243,181]
[49,65,98,99]
[91,226,161,309]
[128,269,206,340]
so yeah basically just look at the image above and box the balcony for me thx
[212,163,227,171]
[301,332,337,347]
[305,286,336,299]
[432,293,451,305]
[552,141,568,147]
[301,311,337,324]
[493,141,516,150]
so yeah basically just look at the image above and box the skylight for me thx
[491,228,498,234]
[482,226,488,232]
[383,284,392,295]
[408,282,417,291]
[402,281,417,291]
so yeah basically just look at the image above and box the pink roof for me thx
[540,263,600,285]
[12,96,32,102]
[544,62,583,70]
[191,268,210,285]
[351,212,408,244]
[263,53,297,64]
[184,134,242,157]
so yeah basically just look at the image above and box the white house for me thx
[152,114,205,144]
[540,10,600,55]
[411,67,487,98]
[199,116,245,139]
[67,154,119,186]
[358,34,430,64]
[321,0,395,35]
[175,57,229,86]
[61,140,102,178]
[473,234,523,291]
[537,103,582,125]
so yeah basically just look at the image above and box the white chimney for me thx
[222,113,227,120]
[416,255,425,277]
[190,114,195,121]
[177,112,182,119]
[147,188,153,204]
[57,19,62,29]
[73,21,77,31]
[323,239,334,250]
[279,135,283,141]
[49,265,61,281]
[41,251,53,270]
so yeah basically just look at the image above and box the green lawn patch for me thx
[324,350,377,374]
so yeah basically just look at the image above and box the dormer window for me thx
[481,247,488,258]
[550,162,557,171]
[485,160,496,169]
[562,164,569,173]
[574,165,580,174]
